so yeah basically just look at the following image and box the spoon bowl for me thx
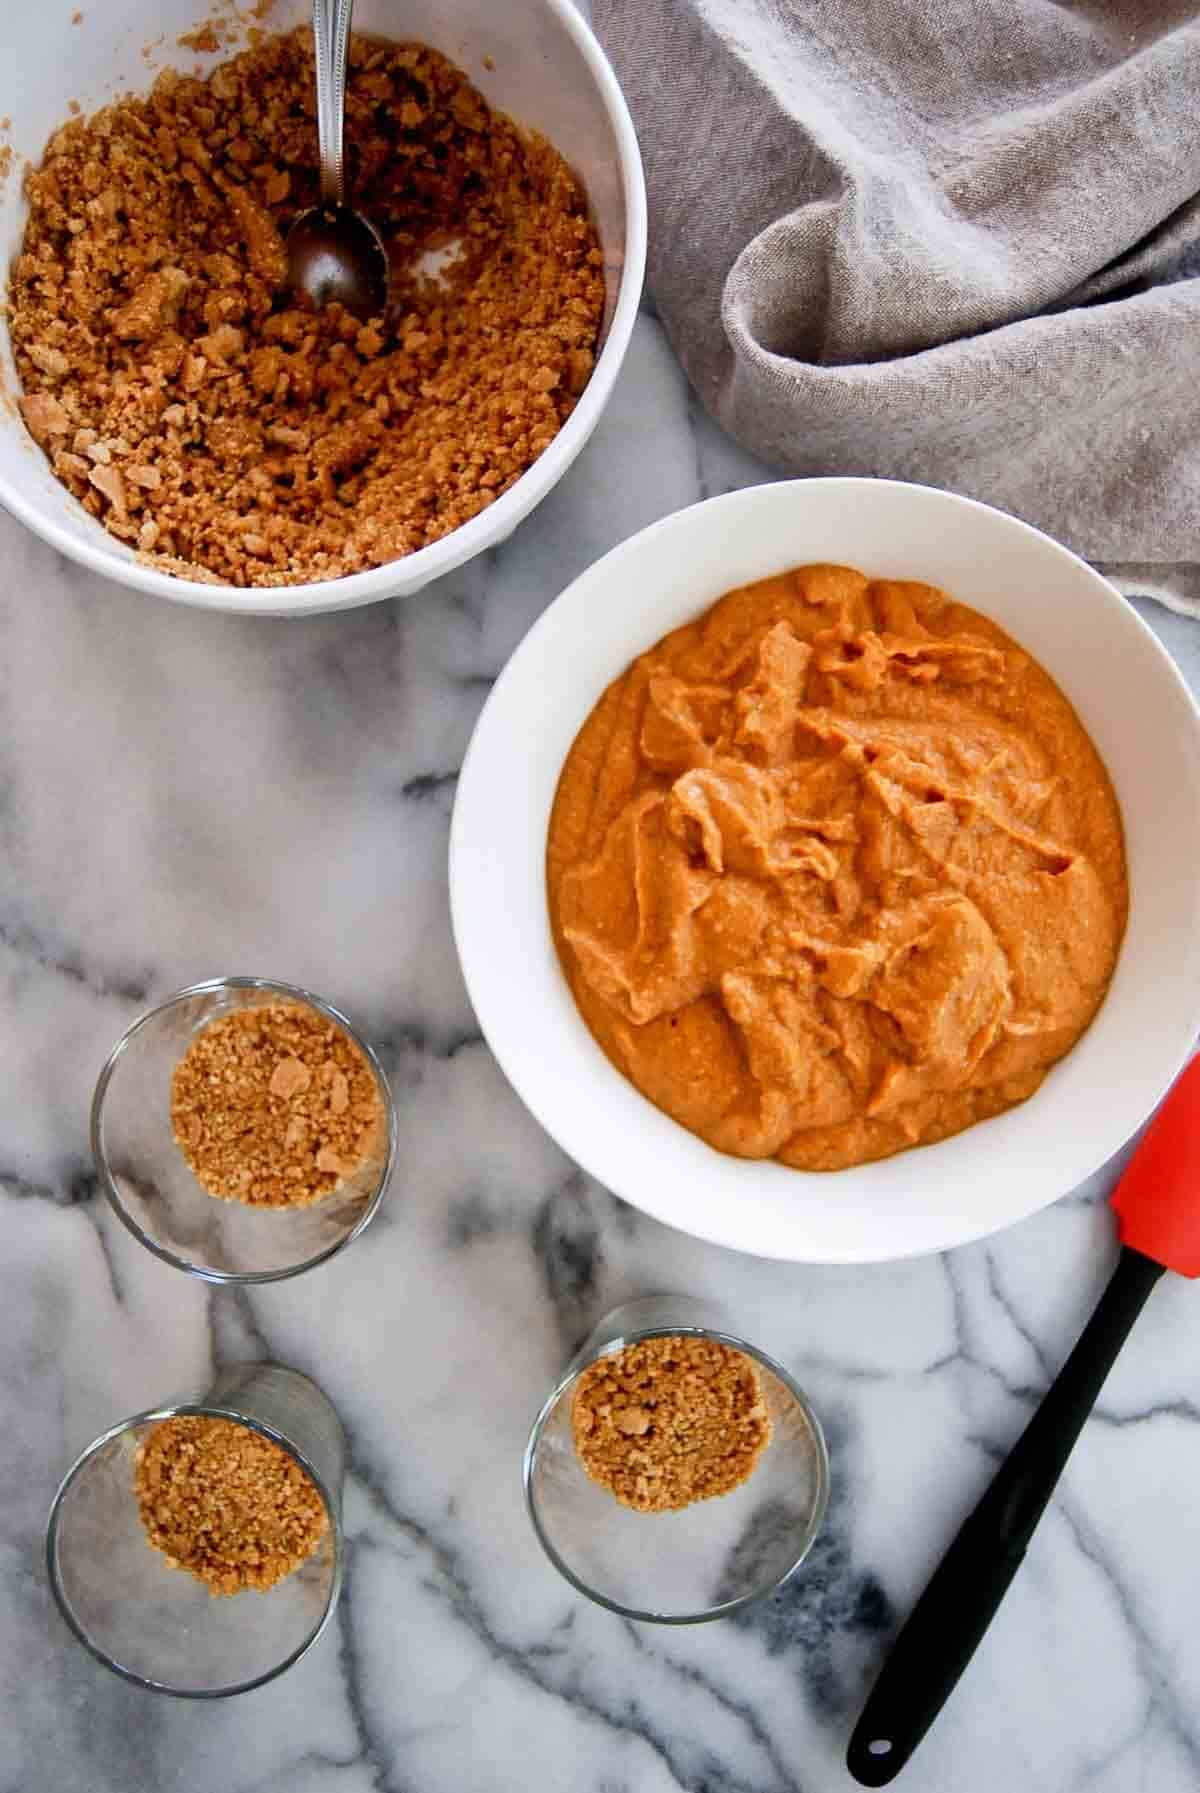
[287,203,389,319]
[287,0,390,320]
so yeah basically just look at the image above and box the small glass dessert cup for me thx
[91,977,397,1283]
[524,1296,830,1624]
[46,1364,344,1697]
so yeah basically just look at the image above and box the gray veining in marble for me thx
[2,310,1199,1793]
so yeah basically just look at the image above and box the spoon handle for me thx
[312,0,353,208]
[846,1244,1164,1785]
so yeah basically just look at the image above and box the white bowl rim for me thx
[0,0,647,617]
[450,476,1200,1264]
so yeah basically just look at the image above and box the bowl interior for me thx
[450,478,1200,1263]
[93,978,395,1282]
[0,0,639,611]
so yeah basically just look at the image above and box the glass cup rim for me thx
[90,975,398,1285]
[45,1397,344,1699]
[523,1321,831,1625]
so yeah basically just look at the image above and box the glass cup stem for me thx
[576,1294,734,1361]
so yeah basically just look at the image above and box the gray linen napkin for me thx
[593,0,1200,612]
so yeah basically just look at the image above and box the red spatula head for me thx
[1111,1055,1200,1276]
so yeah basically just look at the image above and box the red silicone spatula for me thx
[847,1054,1200,1786]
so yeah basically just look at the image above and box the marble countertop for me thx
[3,309,1200,1793]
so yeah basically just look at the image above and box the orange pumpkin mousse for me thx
[547,564,1127,1171]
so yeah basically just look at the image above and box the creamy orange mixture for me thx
[547,564,1127,1171]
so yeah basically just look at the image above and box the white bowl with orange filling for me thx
[450,479,1200,1264]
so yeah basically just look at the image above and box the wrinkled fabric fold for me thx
[593,0,1200,610]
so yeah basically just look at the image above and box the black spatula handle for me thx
[847,1245,1163,1786]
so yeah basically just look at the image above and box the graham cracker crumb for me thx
[572,1335,772,1513]
[9,27,605,588]
[178,25,221,53]
[134,1415,327,1595]
[170,999,385,1207]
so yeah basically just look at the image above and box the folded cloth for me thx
[593,0,1200,612]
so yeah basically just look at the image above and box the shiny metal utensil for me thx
[286,0,389,320]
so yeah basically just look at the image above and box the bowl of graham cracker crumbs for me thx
[0,1,644,613]
[92,977,397,1282]
[47,1363,345,1695]
[524,1297,830,1624]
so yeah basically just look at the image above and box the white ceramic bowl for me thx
[451,478,1200,1264]
[0,0,645,616]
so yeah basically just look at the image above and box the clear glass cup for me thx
[46,1363,345,1697]
[524,1296,830,1625]
[92,977,397,1283]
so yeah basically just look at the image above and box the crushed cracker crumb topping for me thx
[571,1335,773,1513]
[9,28,605,587]
[134,1415,328,1595]
[170,999,385,1208]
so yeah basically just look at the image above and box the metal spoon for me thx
[286,0,388,320]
